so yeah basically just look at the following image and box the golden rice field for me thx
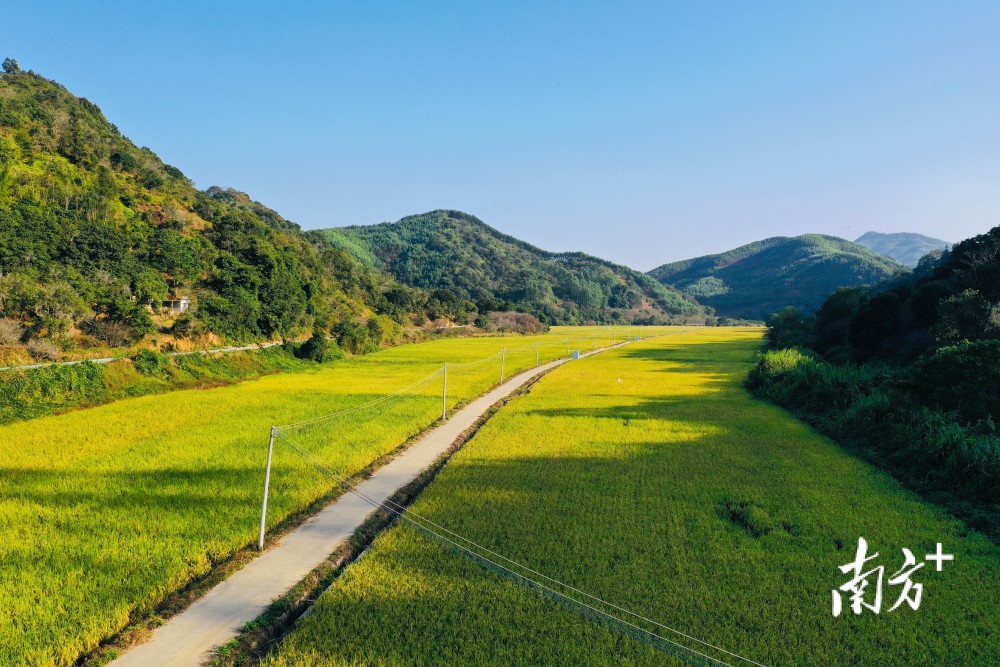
[0,326,675,667]
[265,329,1000,666]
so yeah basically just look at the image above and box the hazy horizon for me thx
[4,1,996,269]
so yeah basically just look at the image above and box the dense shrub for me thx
[132,349,169,375]
[0,362,108,422]
[746,347,814,388]
[370,315,404,346]
[294,332,344,363]
[79,318,137,347]
[0,346,324,425]
[902,340,1000,422]
[482,311,548,334]
[0,318,24,345]
[26,338,60,361]
[332,320,371,355]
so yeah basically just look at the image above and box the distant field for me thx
[265,330,1000,666]
[0,325,671,667]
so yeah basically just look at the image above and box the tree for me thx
[295,330,338,362]
[609,283,641,309]
[332,320,368,354]
[814,287,867,354]
[149,228,205,285]
[933,289,993,343]
[765,307,814,349]
[132,270,169,306]
[0,135,19,167]
[259,264,307,338]
[2,58,20,74]
[95,291,154,339]
[33,281,88,336]
[848,292,903,361]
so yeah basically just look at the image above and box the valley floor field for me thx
[111,356,575,667]
[0,326,664,667]
[264,330,999,666]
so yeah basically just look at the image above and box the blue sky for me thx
[4,1,999,268]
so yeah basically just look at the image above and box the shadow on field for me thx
[1,465,264,518]
[288,440,791,666]
[523,396,733,423]
[288,430,999,667]
[619,341,762,369]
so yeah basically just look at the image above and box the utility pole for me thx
[535,343,539,367]
[258,426,277,551]
[442,363,448,421]
[500,348,506,383]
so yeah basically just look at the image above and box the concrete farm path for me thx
[109,344,624,667]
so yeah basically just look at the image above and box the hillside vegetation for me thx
[318,210,706,325]
[649,234,906,319]
[855,230,950,267]
[265,331,999,666]
[0,65,428,362]
[0,346,326,425]
[754,224,1000,538]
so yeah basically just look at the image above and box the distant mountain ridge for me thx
[649,234,907,319]
[318,210,707,325]
[854,231,950,267]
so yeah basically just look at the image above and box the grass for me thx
[264,329,1000,666]
[0,325,675,667]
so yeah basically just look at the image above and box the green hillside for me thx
[316,210,706,325]
[649,234,906,319]
[854,230,951,267]
[0,66,426,361]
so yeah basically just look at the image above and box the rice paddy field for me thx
[265,329,1000,666]
[0,325,671,667]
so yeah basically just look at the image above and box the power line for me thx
[276,431,763,667]
[445,351,503,368]
[280,334,584,431]
[262,329,756,665]
[278,369,443,431]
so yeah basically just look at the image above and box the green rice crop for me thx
[0,326,677,666]
[266,329,1000,666]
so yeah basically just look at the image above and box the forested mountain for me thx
[781,224,1000,363]
[854,231,950,267]
[648,234,906,319]
[317,210,706,325]
[0,64,427,361]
